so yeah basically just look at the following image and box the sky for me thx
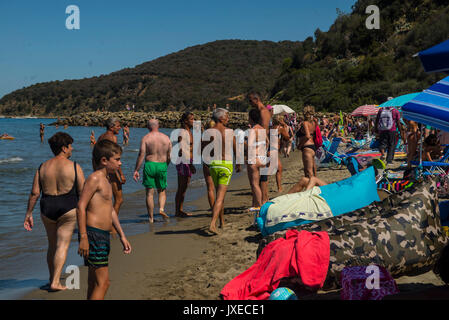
[0,0,356,99]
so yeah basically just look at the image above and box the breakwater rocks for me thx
[53,111,250,129]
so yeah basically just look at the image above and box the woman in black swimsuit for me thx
[297,105,317,178]
[24,132,85,291]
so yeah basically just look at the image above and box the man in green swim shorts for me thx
[133,119,172,223]
[205,108,241,234]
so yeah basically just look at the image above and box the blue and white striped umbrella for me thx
[402,76,449,132]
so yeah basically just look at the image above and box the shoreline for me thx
[22,148,449,300]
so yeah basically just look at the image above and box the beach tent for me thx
[377,93,420,109]
[272,104,295,115]
[402,76,449,132]
[416,39,449,73]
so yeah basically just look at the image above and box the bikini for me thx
[39,162,79,221]
[297,126,317,152]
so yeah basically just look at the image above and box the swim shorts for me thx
[176,159,193,178]
[209,160,233,186]
[143,161,168,190]
[81,226,110,268]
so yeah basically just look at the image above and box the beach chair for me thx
[316,137,344,169]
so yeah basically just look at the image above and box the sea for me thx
[0,118,227,299]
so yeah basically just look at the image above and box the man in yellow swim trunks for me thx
[206,108,241,234]
[133,119,172,223]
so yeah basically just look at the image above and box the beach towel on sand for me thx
[220,230,330,300]
[266,187,332,227]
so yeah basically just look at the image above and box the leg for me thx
[276,158,283,192]
[305,176,327,190]
[209,184,228,234]
[175,174,192,217]
[203,165,215,210]
[158,189,169,219]
[88,267,110,300]
[247,164,262,208]
[260,180,269,204]
[287,177,310,194]
[302,147,315,178]
[41,214,57,286]
[145,188,155,223]
[50,209,77,291]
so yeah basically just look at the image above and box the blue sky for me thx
[0,0,356,98]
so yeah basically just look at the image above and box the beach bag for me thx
[314,125,323,148]
[378,108,394,131]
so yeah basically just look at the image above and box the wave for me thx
[0,157,24,164]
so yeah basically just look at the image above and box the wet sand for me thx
[23,148,449,300]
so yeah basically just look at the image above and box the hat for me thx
[266,105,273,110]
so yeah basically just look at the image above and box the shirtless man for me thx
[175,111,196,217]
[247,91,272,204]
[207,108,241,234]
[123,124,130,146]
[133,119,172,223]
[97,118,126,217]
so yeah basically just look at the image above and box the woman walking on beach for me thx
[246,109,268,208]
[297,105,317,178]
[24,132,85,291]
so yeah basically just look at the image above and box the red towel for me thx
[221,230,330,300]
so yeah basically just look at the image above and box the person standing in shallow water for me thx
[123,124,130,146]
[97,118,126,220]
[40,123,45,143]
[133,119,172,223]
[24,132,85,291]
[175,111,196,217]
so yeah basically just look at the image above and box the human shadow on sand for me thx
[155,227,216,237]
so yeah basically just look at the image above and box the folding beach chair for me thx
[316,137,344,169]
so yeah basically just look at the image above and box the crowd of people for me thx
[25,93,449,300]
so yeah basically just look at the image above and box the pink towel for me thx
[221,230,330,300]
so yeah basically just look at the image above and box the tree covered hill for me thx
[269,0,449,112]
[0,40,301,116]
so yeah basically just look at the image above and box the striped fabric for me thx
[402,76,449,132]
[377,180,414,193]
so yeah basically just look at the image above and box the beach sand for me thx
[23,148,449,300]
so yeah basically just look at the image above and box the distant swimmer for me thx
[133,119,172,223]
[97,118,126,220]
[0,133,14,140]
[90,130,96,146]
[175,111,197,217]
[123,123,130,145]
[207,108,241,235]
[64,124,68,129]
[40,123,45,143]
[24,132,86,291]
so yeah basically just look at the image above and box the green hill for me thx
[0,40,301,116]
[269,0,449,112]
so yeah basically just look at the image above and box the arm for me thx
[76,175,98,258]
[76,163,86,195]
[166,139,172,165]
[112,209,131,254]
[133,138,146,182]
[24,170,40,231]
[232,134,241,172]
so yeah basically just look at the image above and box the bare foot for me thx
[175,211,192,217]
[208,226,219,235]
[278,187,283,193]
[159,209,169,219]
[149,218,154,223]
[49,283,67,292]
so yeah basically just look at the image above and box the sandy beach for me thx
[23,147,449,300]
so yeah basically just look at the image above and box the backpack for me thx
[314,125,323,148]
[378,107,394,131]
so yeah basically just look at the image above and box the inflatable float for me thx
[0,136,14,140]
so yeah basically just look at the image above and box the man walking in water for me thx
[40,123,45,143]
[97,118,126,218]
[207,108,240,234]
[133,119,172,223]
[175,111,197,217]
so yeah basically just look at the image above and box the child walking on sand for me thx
[77,140,132,300]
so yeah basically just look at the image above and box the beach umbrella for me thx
[415,39,449,73]
[402,76,449,132]
[378,93,421,109]
[272,104,295,115]
[351,104,379,117]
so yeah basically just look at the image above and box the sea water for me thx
[0,118,214,299]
